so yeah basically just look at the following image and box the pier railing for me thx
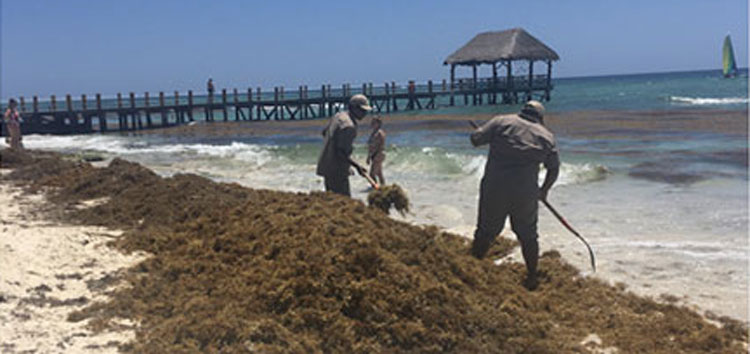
[3,75,553,135]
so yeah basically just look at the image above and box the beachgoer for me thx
[4,99,23,150]
[469,100,560,290]
[316,94,372,196]
[367,117,386,186]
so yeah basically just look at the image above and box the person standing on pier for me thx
[206,78,215,121]
[207,78,215,97]
[316,94,372,196]
[367,116,386,186]
[469,100,559,290]
[3,99,23,150]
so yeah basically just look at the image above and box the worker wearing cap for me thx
[316,94,372,196]
[469,100,560,290]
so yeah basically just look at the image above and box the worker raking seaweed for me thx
[469,100,560,290]
[316,94,373,196]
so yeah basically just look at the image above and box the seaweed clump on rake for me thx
[367,184,410,216]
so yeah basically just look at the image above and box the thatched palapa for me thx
[444,28,559,65]
[444,28,559,104]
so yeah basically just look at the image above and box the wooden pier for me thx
[2,28,561,136]
[4,75,553,135]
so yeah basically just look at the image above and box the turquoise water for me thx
[11,69,750,321]
[4,69,748,114]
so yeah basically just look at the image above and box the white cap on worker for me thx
[519,100,545,122]
[349,94,372,111]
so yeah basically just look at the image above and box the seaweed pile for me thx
[367,184,410,216]
[2,149,747,353]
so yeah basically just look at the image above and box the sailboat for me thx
[722,34,738,78]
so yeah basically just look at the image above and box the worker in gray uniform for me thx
[469,100,560,290]
[316,94,372,196]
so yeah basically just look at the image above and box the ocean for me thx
[12,69,750,321]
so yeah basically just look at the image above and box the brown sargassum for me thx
[367,184,410,216]
[2,149,747,353]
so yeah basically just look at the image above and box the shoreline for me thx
[130,108,749,139]
[0,149,747,351]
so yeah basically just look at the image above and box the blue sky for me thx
[1,0,747,99]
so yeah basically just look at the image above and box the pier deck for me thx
[5,76,553,135]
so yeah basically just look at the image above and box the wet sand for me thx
[137,109,749,139]
[1,149,747,352]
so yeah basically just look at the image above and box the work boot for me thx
[471,237,491,259]
[522,273,539,291]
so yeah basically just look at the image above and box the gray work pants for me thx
[472,175,539,264]
[324,175,351,197]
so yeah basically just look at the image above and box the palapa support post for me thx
[144,92,153,127]
[546,60,552,101]
[472,64,478,106]
[188,90,194,121]
[96,94,106,132]
[462,79,468,105]
[492,62,498,104]
[450,64,455,106]
[506,60,513,104]
[527,60,534,102]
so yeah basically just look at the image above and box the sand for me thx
[0,175,146,353]
[1,149,747,352]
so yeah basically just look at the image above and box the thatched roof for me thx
[444,28,559,65]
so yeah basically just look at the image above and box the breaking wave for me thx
[669,96,748,106]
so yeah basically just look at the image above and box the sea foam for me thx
[669,96,749,106]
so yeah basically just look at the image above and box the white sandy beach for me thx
[0,179,145,353]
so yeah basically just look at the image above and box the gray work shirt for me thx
[317,112,357,178]
[471,114,560,184]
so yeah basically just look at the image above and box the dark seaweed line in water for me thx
[1,149,747,353]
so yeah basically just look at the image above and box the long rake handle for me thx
[542,199,596,272]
